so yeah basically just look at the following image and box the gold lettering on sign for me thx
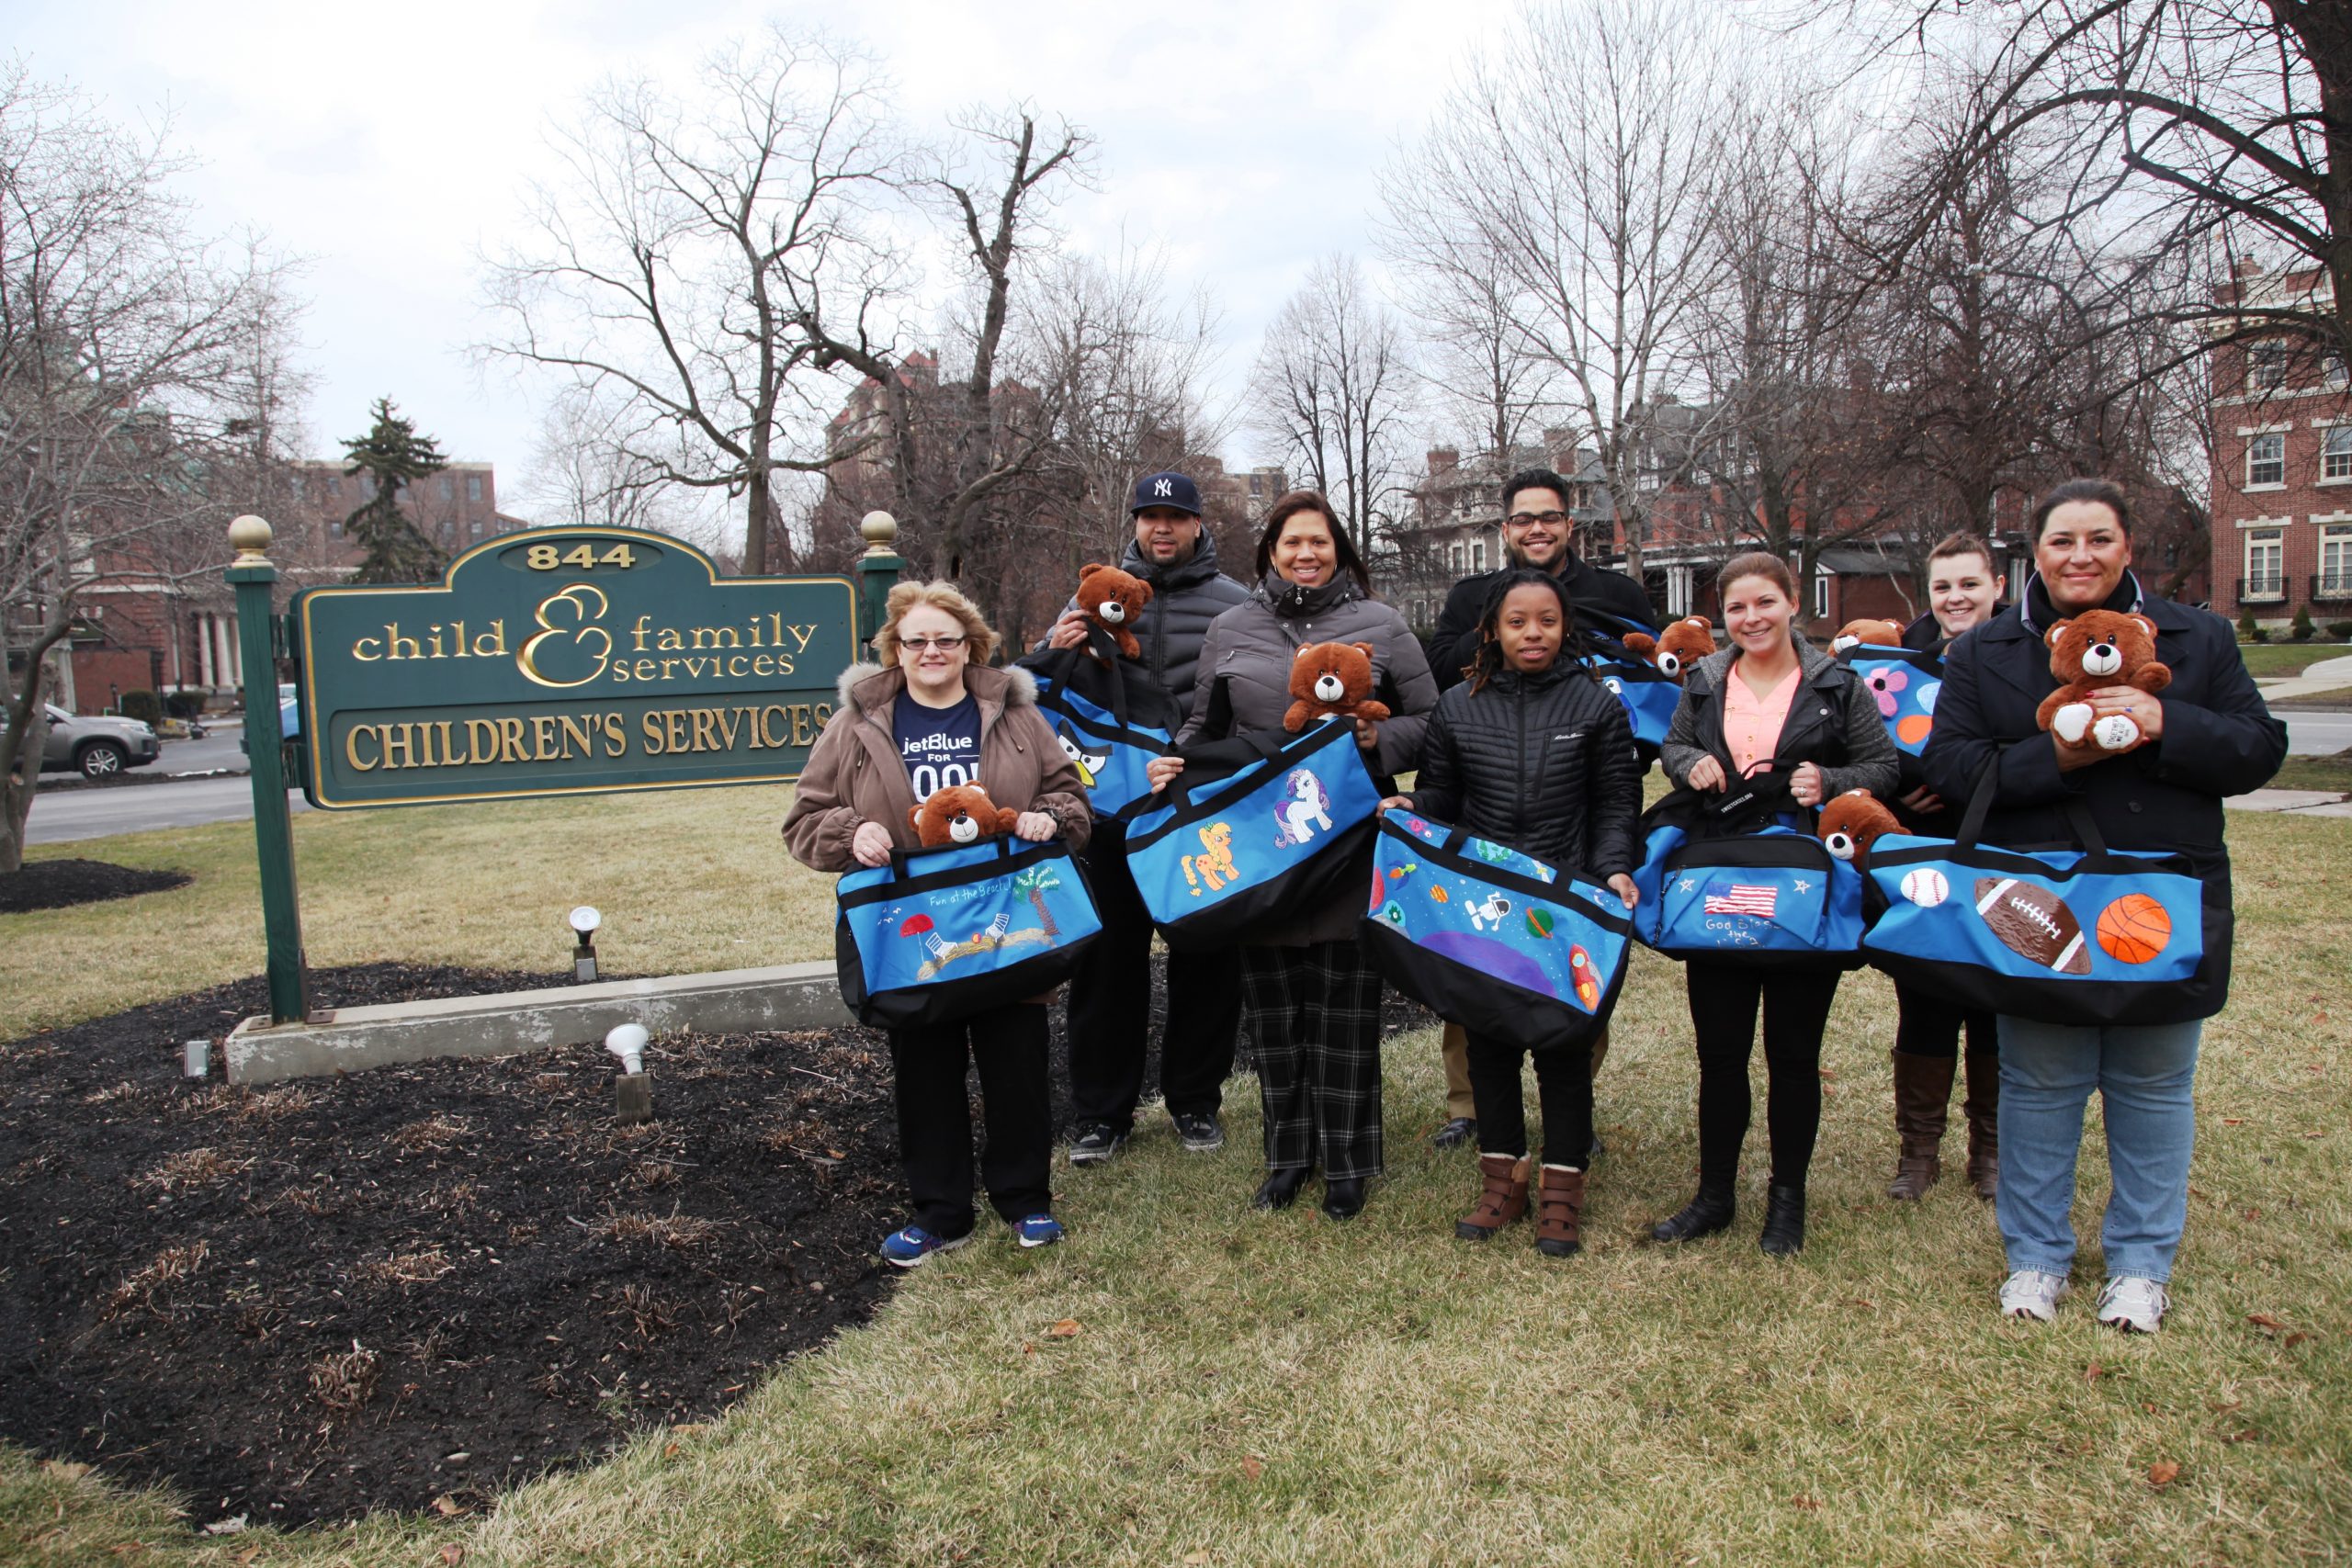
[516,586,611,689]
[345,727,380,771]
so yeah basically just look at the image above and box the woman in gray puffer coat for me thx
[1148,491,1438,1222]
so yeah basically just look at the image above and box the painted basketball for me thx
[2096,893,2172,964]
[1899,867,1950,908]
[1973,877,2091,975]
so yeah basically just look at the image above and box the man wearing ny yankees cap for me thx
[1040,470,1251,1166]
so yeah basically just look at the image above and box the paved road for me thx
[2285,709,2352,756]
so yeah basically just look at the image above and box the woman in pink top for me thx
[1650,553,1900,1256]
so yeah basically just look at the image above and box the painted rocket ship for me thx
[1569,944,1600,1010]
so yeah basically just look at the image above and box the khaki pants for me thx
[1442,1020,1609,1121]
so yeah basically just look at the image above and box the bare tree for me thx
[478,27,906,574]
[1385,0,1737,579]
[0,66,295,871]
[1245,254,1416,559]
[518,385,696,535]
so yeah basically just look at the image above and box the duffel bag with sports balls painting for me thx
[1630,820,1865,964]
[1860,769,2211,1027]
[1840,641,1944,758]
[1360,811,1632,1053]
[1125,717,1383,950]
[1014,644,1183,819]
[835,836,1102,1029]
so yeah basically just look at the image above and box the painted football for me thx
[1973,877,2091,975]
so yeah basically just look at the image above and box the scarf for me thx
[2018,568,2143,637]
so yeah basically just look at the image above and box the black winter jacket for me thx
[1407,664,1641,878]
[1042,535,1250,710]
[1659,639,1902,825]
[1920,573,2286,1011]
[1428,554,1658,692]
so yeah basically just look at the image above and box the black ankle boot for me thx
[1320,1177,1366,1221]
[1648,1185,1734,1242]
[1758,1184,1806,1256]
[1253,1168,1310,1211]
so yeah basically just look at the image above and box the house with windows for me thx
[2209,262,2352,627]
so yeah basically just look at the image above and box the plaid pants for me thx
[1239,940,1385,1180]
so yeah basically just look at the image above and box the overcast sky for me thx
[16,0,1526,518]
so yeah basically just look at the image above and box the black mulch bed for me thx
[0,958,1433,1531]
[0,858,192,914]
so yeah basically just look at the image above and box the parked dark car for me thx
[40,704,162,778]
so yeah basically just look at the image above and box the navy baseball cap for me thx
[1130,470,1203,516]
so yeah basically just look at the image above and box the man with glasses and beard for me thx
[1422,466,1660,1151]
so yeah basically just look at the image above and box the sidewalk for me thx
[2254,652,2352,701]
[2225,787,2352,816]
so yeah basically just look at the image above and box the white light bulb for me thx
[605,1022,649,1076]
[569,906,602,936]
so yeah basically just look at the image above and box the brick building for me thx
[2207,263,2352,627]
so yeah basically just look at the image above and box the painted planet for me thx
[1424,929,1559,1001]
[1526,906,1556,940]
[1895,714,1934,747]
[1379,901,1406,925]
[1370,868,1386,914]
[1916,681,1940,715]
[1430,886,1450,903]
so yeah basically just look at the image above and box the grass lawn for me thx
[2267,751,2352,794]
[4,796,2348,1564]
[2233,642,2352,679]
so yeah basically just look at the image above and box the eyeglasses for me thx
[899,636,966,653]
[1506,511,1570,528]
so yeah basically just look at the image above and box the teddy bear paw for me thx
[2051,702,2095,744]
[2090,714,2142,750]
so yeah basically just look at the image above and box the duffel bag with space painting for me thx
[1630,817,1866,966]
[1360,811,1633,1054]
[1125,717,1383,950]
[834,835,1102,1029]
[1859,768,2211,1027]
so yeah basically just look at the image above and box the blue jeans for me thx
[1996,1016,2202,1283]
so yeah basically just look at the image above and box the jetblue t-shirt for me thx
[895,692,982,798]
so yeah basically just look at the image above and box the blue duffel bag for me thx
[1860,768,2211,1026]
[1016,644,1182,819]
[1631,818,1864,965]
[1838,640,1943,759]
[1125,717,1383,950]
[1360,811,1633,1053]
[834,835,1102,1028]
[1577,608,1681,760]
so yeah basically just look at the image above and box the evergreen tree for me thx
[341,397,449,583]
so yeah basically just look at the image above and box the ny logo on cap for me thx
[1153,478,1173,497]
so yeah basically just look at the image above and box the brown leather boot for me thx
[1455,1154,1531,1240]
[1888,1051,1954,1201]
[1962,1050,1999,1201]
[1535,1164,1586,1258]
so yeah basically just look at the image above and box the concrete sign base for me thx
[223,962,853,1085]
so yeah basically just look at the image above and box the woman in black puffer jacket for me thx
[1385,570,1642,1258]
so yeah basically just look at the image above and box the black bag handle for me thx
[1157,725,1299,810]
[1035,638,1136,731]
[888,831,1021,881]
[1953,746,2114,859]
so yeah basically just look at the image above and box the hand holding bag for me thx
[835,835,1102,1028]
[1361,811,1633,1052]
[1124,717,1383,949]
[1860,761,2211,1026]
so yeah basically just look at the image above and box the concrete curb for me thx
[224,961,854,1084]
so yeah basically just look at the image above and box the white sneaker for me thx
[2096,1276,2170,1334]
[1999,1269,2070,1322]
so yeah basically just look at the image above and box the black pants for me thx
[1686,962,1843,1190]
[887,1002,1052,1238]
[1238,940,1385,1179]
[1464,1032,1592,1165]
[1893,982,1996,1059]
[1065,827,1243,1129]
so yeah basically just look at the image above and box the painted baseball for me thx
[1899,867,1950,908]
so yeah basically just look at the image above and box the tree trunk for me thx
[0,652,61,877]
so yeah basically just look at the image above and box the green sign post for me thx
[229,514,899,1023]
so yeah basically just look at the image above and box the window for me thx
[1811,572,1829,620]
[2247,341,2288,391]
[2322,525,2352,597]
[2247,433,2286,487]
[357,473,376,497]
[1471,538,1487,571]
[326,475,343,497]
[468,475,483,502]
[2244,527,2284,599]
[470,517,484,536]
[2324,427,2352,481]
[438,475,454,501]
[329,519,344,537]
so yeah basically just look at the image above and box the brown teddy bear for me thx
[1816,788,1904,865]
[2036,610,2173,752]
[1284,640,1392,732]
[1075,562,1154,662]
[909,784,1020,848]
[1831,618,1907,656]
[1622,615,1714,681]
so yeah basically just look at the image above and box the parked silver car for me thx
[40,704,162,778]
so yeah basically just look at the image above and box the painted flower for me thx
[1865,666,1909,717]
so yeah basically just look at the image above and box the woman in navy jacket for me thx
[1922,479,2285,1333]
